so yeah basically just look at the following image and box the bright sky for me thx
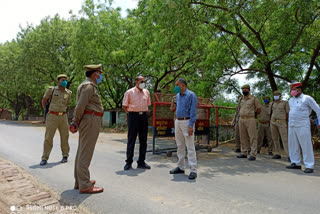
[0,0,138,44]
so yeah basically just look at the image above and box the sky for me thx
[0,0,139,44]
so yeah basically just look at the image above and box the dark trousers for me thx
[126,112,148,164]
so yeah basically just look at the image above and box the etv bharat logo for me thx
[10,205,22,213]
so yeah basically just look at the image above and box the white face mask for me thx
[139,83,145,89]
[274,95,280,100]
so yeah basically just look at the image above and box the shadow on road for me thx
[112,139,128,144]
[115,168,147,177]
[170,174,196,183]
[29,161,61,169]
[196,146,320,178]
[0,120,43,127]
[141,144,320,178]
[60,189,91,209]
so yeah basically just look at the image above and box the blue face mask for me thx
[97,74,103,84]
[174,86,181,94]
[60,80,67,88]
[263,99,269,104]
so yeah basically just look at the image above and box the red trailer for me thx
[150,93,216,155]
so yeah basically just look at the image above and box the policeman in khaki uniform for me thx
[257,96,273,155]
[70,64,104,194]
[270,91,289,160]
[236,84,261,161]
[40,74,72,166]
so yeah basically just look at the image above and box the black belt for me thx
[128,112,147,115]
[177,117,190,120]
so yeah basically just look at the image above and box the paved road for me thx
[0,120,320,214]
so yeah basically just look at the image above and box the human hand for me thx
[69,122,79,133]
[188,126,193,136]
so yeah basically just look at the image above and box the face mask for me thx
[174,86,181,94]
[263,99,269,104]
[60,80,67,88]
[242,91,249,96]
[291,89,298,96]
[274,95,280,100]
[139,82,145,89]
[96,74,103,84]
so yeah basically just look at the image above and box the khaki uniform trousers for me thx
[239,118,258,157]
[42,113,70,160]
[235,122,241,149]
[257,123,273,152]
[74,114,102,189]
[270,122,288,156]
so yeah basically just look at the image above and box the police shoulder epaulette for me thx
[47,86,55,92]
[81,81,95,90]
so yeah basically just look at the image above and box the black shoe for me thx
[61,157,68,163]
[235,149,241,153]
[268,152,273,156]
[288,157,291,162]
[188,172,197,180]
[257,151,260,154]
[124,163,132,170]
[304,168,314,173]
[286,163,301,169]
[170,167,185,174]
[40,160,47,166]
[248,156,256,161]
[237,154,247,158]
[272,154,281,159]
[137,162,151,170]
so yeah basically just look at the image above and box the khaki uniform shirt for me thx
[73,78,103,123]
[239,95,261,117]
[259,104,271,122]
[43,86,72,112]
[271,100,289,125]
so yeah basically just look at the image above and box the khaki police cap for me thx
[241,84,250,89]
[264,96,271,100]
[84,64,103,72]
[273,91,281,95]
[57,74,68,80]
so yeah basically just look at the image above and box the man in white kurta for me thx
[287,82,320,173]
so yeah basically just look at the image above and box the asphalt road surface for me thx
[0,120,320,214]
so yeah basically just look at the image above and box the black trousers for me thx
[126,112,148,164]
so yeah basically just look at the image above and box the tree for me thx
[189,0,320,93]
[18,15,77,109]
[72,0,147,109]
[0,41,29,119]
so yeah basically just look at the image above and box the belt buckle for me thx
[139,112,143,115]
[58,112,63,116]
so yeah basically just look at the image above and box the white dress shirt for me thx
[288,93,320,128]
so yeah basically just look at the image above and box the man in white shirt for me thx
[287,82,320,173]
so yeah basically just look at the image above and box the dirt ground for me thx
[0,157,91,214]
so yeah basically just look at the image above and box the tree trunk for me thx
[24,95,33,120]
[265,64,278,92]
